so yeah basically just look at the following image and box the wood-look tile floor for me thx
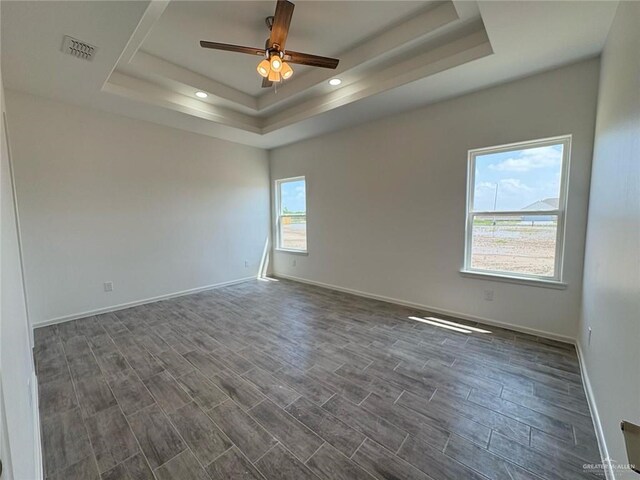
[34,279,601,480]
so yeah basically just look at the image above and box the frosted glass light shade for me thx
[257,59,270,77]
[270,55,283,72]
[281,62,293,79]
[268,69,281,82]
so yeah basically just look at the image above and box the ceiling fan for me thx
[200,0,340,88]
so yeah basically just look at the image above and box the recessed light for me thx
[195,91,208,98]
[328,78,342,86]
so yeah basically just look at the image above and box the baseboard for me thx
[274,273,575,344]
[575,341,613,479]
[33,276,257,329]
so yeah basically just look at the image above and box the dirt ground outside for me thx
[471,223,557,277]
[281,223,307,251]
[281,220,556,276]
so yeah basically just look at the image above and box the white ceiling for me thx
[1,0,618,149]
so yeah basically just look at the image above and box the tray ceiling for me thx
[142,1,433,97]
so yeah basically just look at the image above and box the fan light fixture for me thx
[257,56,293,83]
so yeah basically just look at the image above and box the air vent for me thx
[61,35,96,61]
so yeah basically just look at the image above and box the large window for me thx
[464,136,571,283]
[275,176,307,252]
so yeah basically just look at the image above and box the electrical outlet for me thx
[588,326,592,346]
[292,259,297,267]
[244,260,249,268]
[104,281,113,292]
[484,289,494,301]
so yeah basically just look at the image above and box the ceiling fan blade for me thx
[269,0,294,49]
[284,51,339,69]
[200,41,264,57]
[262,77,273,88]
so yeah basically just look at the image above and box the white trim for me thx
[274,248,308,255]
[3,111,34,348]
[466,134,574,159]
[274,176,307,253]
[575,341,613,480]
[464,135,572,284]
[472,209,560,216]
[31,372,42,480]
[459,270,567,290]
[33,276,256,328]
[3,105,42,478]
[274,273,575,343]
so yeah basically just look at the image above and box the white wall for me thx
[1,69,39,478]
[270,59,600,340]
[578,2,640,475]
[6,91,270,325]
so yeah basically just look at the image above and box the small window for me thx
[275,176,307,252]
[464,136,571,282]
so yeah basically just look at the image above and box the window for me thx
[275,176,307,252]
[464,136,571,283]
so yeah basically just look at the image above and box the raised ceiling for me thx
[1,1,618,148]
[142,1,433,97]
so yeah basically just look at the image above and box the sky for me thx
[280,179,306,213]
[473,144,563,211]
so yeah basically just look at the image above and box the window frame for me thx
[275,175,308,254]
[462,135,572,286]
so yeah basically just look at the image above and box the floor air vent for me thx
[61,35,96,61]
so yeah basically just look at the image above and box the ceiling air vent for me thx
[61,35,96,61]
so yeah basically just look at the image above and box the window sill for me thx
[275,248,309,256]
[459,270,567,290]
